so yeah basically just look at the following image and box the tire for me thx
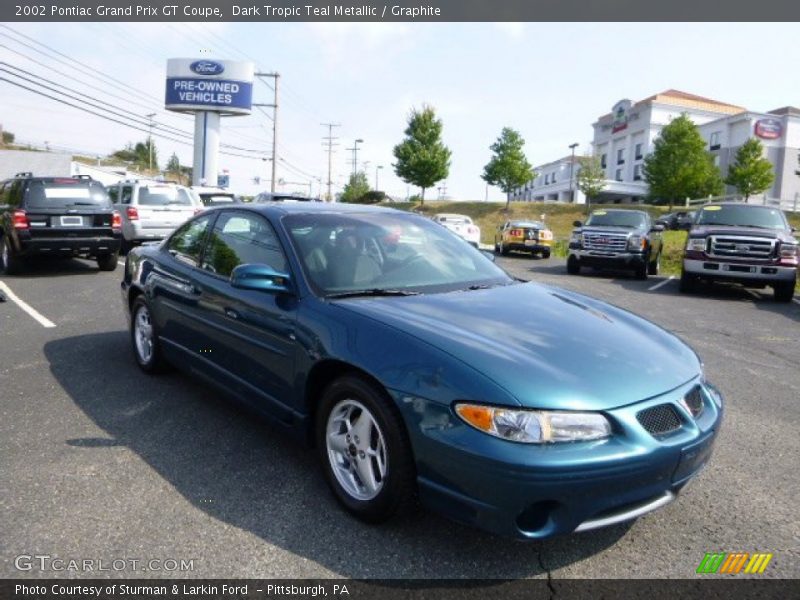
[130,296,169,373]
[541,249,551,259]
[494,241,500,253]
[566,255,580,275]
[647,251,660,276]
[774,279,796,303]
[500,241,510,256]
[679,269,698,293]
[97,252,119,271]
[316,375,416,524]
[120,238,133,255]
[0,235,23,275]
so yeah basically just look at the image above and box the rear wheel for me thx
[97,252,119,271]
[566,255,580,275]
[130,297,169,373]
[679,269,699,293]
[774,279,796,303]
[0,236,23,275]
[120,238,133,255]
[500,241,510,256]
[541,248,551,259]
[317,375,416,523]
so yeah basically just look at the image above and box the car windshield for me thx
[438,215,472,225]
[138,186,193,206]
[585,211,646,228]
[696,204,788,229]
[24,179,111,209]
[284,212,513,296]
[512,221,545,229]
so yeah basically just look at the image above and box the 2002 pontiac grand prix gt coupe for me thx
[121,203,723,539]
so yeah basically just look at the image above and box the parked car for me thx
[253,192,319,203]
[568,209,663,279]
[433,213,481,247]
[656,210,696,231]
[107,180,202,253]
[121,203,722,539]
[494,220,553,258]
[0,173,122,274]
[193,186,243,207]
[680,202,798,302]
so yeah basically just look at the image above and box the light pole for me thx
[568,142,579,202]
[375,165,384,190]
[347,139,364,176]
[146,113,156,172]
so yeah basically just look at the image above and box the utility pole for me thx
[146,113,156,172]
[375,165,383,190]
[255,71,279,192]
[321,123,340,202]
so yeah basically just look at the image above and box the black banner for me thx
[4,0,800,22]
[2,580,799,600]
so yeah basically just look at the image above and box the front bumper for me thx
[683,258,797,283]
[395,377,722,540]
[570,248,646,269]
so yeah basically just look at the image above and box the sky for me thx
[2,22,800,200]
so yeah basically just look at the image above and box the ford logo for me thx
[190,60,225,76]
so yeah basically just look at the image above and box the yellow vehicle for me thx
[494,220,553,258]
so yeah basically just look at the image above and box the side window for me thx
[167,215,212,265]
[107,186,119,203]
[201,212,288,278]
[8,181,23,207]
[0,182,7,207]
[120,186,133,205]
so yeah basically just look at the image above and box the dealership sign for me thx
[754,118,782,140]
[165,58,254,115]
[611,99,632,133]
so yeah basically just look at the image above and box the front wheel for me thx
[97,252,119,271]
[317,376,416,523]
[566,255,581,275]
[647,251,660,276]
[130,297,169,373]
[774,279,796,303]
[679,269,698,293]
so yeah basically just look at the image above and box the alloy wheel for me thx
[134,305,154,364]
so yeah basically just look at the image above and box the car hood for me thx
[690,225,794,242]
[333,283,700,410]
[577,225,641,235]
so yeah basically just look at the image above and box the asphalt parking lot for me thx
[1,254,798,579]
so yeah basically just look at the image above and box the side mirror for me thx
[652,224,666,232]
[573,220,583,228]
[230,264,292,294]
[481,250,496,262]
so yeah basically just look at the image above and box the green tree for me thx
[1,130,15,144]
[481,127,534,210]
[643,114,723,210]
[340,171,371,203]
[725,138,775,202]
[166,152,181,173]
[576,156,607,212]
[111,138,158,171]
[392,105,451,206]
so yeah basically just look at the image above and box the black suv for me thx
[567,208,664,279]
[0,173,122,274]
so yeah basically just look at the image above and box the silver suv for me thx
[107,180,201,252]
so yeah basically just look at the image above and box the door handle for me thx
[224,308,240,320]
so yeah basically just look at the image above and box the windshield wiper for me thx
[325,288,421,299]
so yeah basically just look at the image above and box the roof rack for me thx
[14,171,33,178]
[73,174,93,180]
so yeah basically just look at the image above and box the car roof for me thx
[220,202,401,217]
[435,213,470,218]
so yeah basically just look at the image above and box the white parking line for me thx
[745,289,762,300]
[0,281,56,328]
[648,276,675,291]
[793,298,800,306]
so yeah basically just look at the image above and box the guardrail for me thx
[685,194,800,213]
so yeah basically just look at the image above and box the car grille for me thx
[682,386,704,419]
[709,235,775,261]
[582,233,628,251]
[637,404,683,436]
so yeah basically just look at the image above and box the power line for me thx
[321,123,341,202]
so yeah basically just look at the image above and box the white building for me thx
[512,90,800,208]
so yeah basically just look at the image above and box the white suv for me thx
[107,180,202,252]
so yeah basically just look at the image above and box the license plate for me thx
[724,264,756,273]
[524,239,537,246]
[673,434,715,482]
[60,216,83,227]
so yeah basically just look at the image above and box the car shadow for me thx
[5,257,105,279]
[44,331,630,578]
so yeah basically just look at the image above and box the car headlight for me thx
[779,242,798,258]
[627,235,645,250]
[569,233,582,246]
[455,403,611,443]
[686,237,707,252]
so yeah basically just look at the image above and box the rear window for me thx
[24,179,111,209]
[203,194,236,205]
[137,186,194,206]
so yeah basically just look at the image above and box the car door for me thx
[192,210,299,420]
